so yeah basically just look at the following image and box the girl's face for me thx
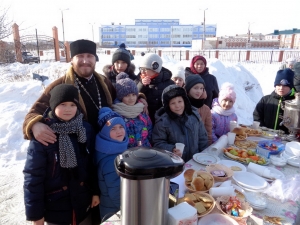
[193,60,206,73]
[172,77,184,87]
[54,102,77,121]
[114,60,128,73]
[189,83,205,99]
[220,98,234,110]
[110,124,125,142]
[122,93,137,106]
[169,96,185,115]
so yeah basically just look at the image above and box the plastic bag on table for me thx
[263,174,300,203]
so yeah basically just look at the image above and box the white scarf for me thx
[112,102,144,118]
[212,104,235,116]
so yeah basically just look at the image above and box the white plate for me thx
[262,131,277,139]
[217,160,247,173]
[193,153,219,165]
[197,213,239,225]
[232,172,268,189]
[282,152,300,167]
[248,166,285,182]
[234,181,270,192]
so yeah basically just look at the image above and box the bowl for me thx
[270,155,287,167]
[185,171,214,193]
[205,164,233,182]
[178,192,215,218]
[216,195,253,223]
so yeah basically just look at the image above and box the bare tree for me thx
[0,6,13,40]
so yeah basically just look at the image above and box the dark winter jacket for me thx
[136,67,175,123]
[185,67,219,108]
[253,90,295,134]
[23,113,97,224]
[152,107,208,162]
[102,63,137,87]
[293,62,300,92]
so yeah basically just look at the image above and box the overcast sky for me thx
[2,0,299,42]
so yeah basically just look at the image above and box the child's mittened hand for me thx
[172,148,182,157]
[142,77,151,85]
[91,195,100,208]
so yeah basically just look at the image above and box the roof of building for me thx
[267,28,300,35]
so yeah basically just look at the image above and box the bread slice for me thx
[195,202,207,214]
[185,193,197,201]
[191,177,205,191]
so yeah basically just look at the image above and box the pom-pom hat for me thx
[115,72,138,101]
[218,82,236,103]
[112,48,131,66]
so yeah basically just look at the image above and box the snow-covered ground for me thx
[0,54,281,224]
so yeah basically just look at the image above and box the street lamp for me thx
[201,8,208,50]
[60,8,69,46]
[89,23,95,42]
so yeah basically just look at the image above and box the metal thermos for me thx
[115,147,184,225]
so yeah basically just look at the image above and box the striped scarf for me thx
[50,113,87,168]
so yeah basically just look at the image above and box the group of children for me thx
[24,52,239,224]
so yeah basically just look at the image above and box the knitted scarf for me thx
[211,98,235,116]
[50,113,87,168]
[112,102,144,118]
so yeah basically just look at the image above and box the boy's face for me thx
[54,102,77,121]
[275,85,291,96]
[122,93,137,106]
[189,83,204,99]
[110,124,125,142]
[193,60,206,73]
[220,98,234,110]
[172,77,184,87]
[139,68,157,77]
[169,96,185,115]
[114,60,128,73]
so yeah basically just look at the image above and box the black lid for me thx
[114,147,184,180]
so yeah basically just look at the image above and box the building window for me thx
[161,41,170,44]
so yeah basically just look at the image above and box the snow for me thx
[0,54,280,224]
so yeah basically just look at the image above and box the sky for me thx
[2,0,299,43]
[0,53,281,223]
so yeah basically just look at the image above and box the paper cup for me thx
[229,121,238,132]
[175,143,185,155]
[227,132,236,145]
[252,121,260,129]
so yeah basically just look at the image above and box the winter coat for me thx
[22,66,116,139]
[253,90,295,134]
[152,107,208,162]
[123,113,153,148]
[136,67,175,123]
[211,102,238,143]
[95,131,128,221]
[293,62,300,92]
[23,115,97,224]
[185,67,219,108]
[197,104,213,145]
[102,63,137,87]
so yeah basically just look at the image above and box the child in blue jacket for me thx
[95,107,129,221]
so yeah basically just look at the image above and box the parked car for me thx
[22,52,40,64]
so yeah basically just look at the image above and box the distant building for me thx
[98,19,217,48]
[265,28,300,49]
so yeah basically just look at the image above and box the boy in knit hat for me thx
[95,107,129,221]
[152,85,208,162]
[112,72,152,147]
[102,48,137,87]
[136,53,174,123]
[254,68,295,134]
[171,66,185,87]
[185,55,219,108]
[23,84,99,225]
[211,82,238,142]
[185,75,212,145]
